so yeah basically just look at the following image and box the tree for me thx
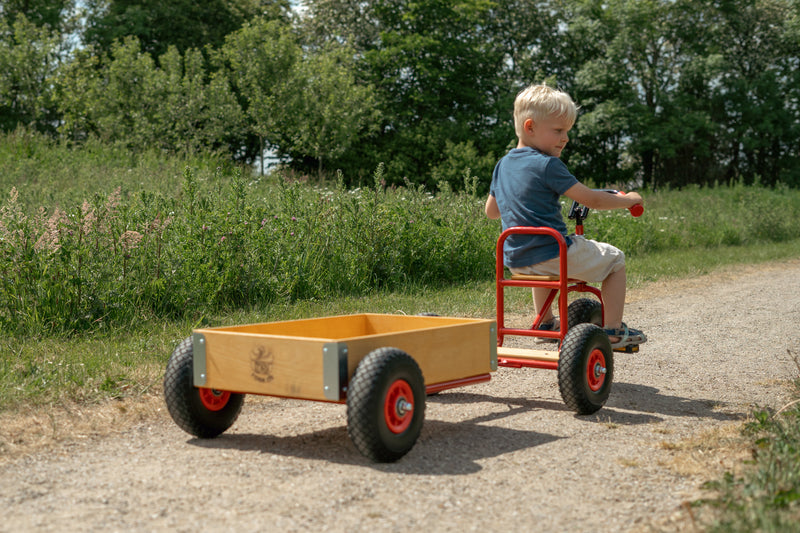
[286,44,380,178]
[83,0,290,60]
[57,37,243,153]
[0,0,74,31]
[151,46,245,153]
[706,0,800,186]
[300,0,579,188]
[566,0,800,189]
[568,0,705,189]
[216,18,301,170]
[0,15,62,133]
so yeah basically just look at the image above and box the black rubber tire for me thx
[557,323,613,415]
[163,336,245,438]
[347,347,426,462]
[567,298,603,329]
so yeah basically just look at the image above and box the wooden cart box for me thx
[191,313,498,402]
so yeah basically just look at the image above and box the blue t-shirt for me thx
[489,147,579,267]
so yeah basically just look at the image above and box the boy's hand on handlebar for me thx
[621,191,643,206]
[618,191,644,217]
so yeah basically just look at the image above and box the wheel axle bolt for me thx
[396,400,413,416]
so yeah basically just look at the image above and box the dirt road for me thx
[2,261,799,532]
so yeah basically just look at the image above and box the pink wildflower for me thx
[81,201,96,235]
[119,230,143,252]
[34,207,66,253]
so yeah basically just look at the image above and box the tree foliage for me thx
[1,0,799,189]
[0,15,62,133]
[58,38,243,153]
[83,0,291,59]
[0,0,74,30]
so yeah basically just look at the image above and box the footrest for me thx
[613,344,639,353]
[497,347,559,370]
[497,346,559,362]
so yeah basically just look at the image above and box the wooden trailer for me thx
[164,313,497,462]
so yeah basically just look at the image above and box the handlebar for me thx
[568,189,644,221]
[601,189,643,217]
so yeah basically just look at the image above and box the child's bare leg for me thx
[601,266,626,339]
[533,287,556,323]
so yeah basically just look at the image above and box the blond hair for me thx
[513,84,577,137]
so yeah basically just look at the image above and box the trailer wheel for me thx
[347,347,425,462]
[558,323,613,415]
[163,336,244,438]
[567,298,603,329]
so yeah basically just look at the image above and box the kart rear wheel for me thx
[567,298,603,329]
[347,347,425,462]
[558,323,613,415]
[163,336,245,438]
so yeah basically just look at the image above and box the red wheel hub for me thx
[586,349,607,392]
[384,379,414,434]
[199,388,230,411]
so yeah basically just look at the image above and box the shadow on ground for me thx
[187,380,742,474]
[189,418,562,475]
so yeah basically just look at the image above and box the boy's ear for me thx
[524,118,535,133]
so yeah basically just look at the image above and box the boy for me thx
[485,83,646,348]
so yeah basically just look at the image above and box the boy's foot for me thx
[535,319,560,343]
[603,323,647,349]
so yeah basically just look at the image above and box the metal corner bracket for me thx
[192,332,207,387]
[323,342,349,401]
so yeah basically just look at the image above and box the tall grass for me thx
[1,144,496,335]
[581,181,799,256]
[0,127,229,209]
[0,131,800,336]
[2,130,800,338]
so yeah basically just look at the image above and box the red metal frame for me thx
[197,375,495,406]
[495,356,558,371]
[496,226,603,366]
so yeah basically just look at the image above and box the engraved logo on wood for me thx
[250,346,274,383]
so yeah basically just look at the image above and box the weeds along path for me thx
[2,260,800,532]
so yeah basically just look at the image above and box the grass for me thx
[3,234,798,412]
[700,358,800,532]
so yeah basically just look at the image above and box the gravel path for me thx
[2,260,799,532]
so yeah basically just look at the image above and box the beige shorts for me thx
[509,235,625,283]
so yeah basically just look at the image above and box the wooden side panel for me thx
[199,331,330,401]
[343,320,495,385]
